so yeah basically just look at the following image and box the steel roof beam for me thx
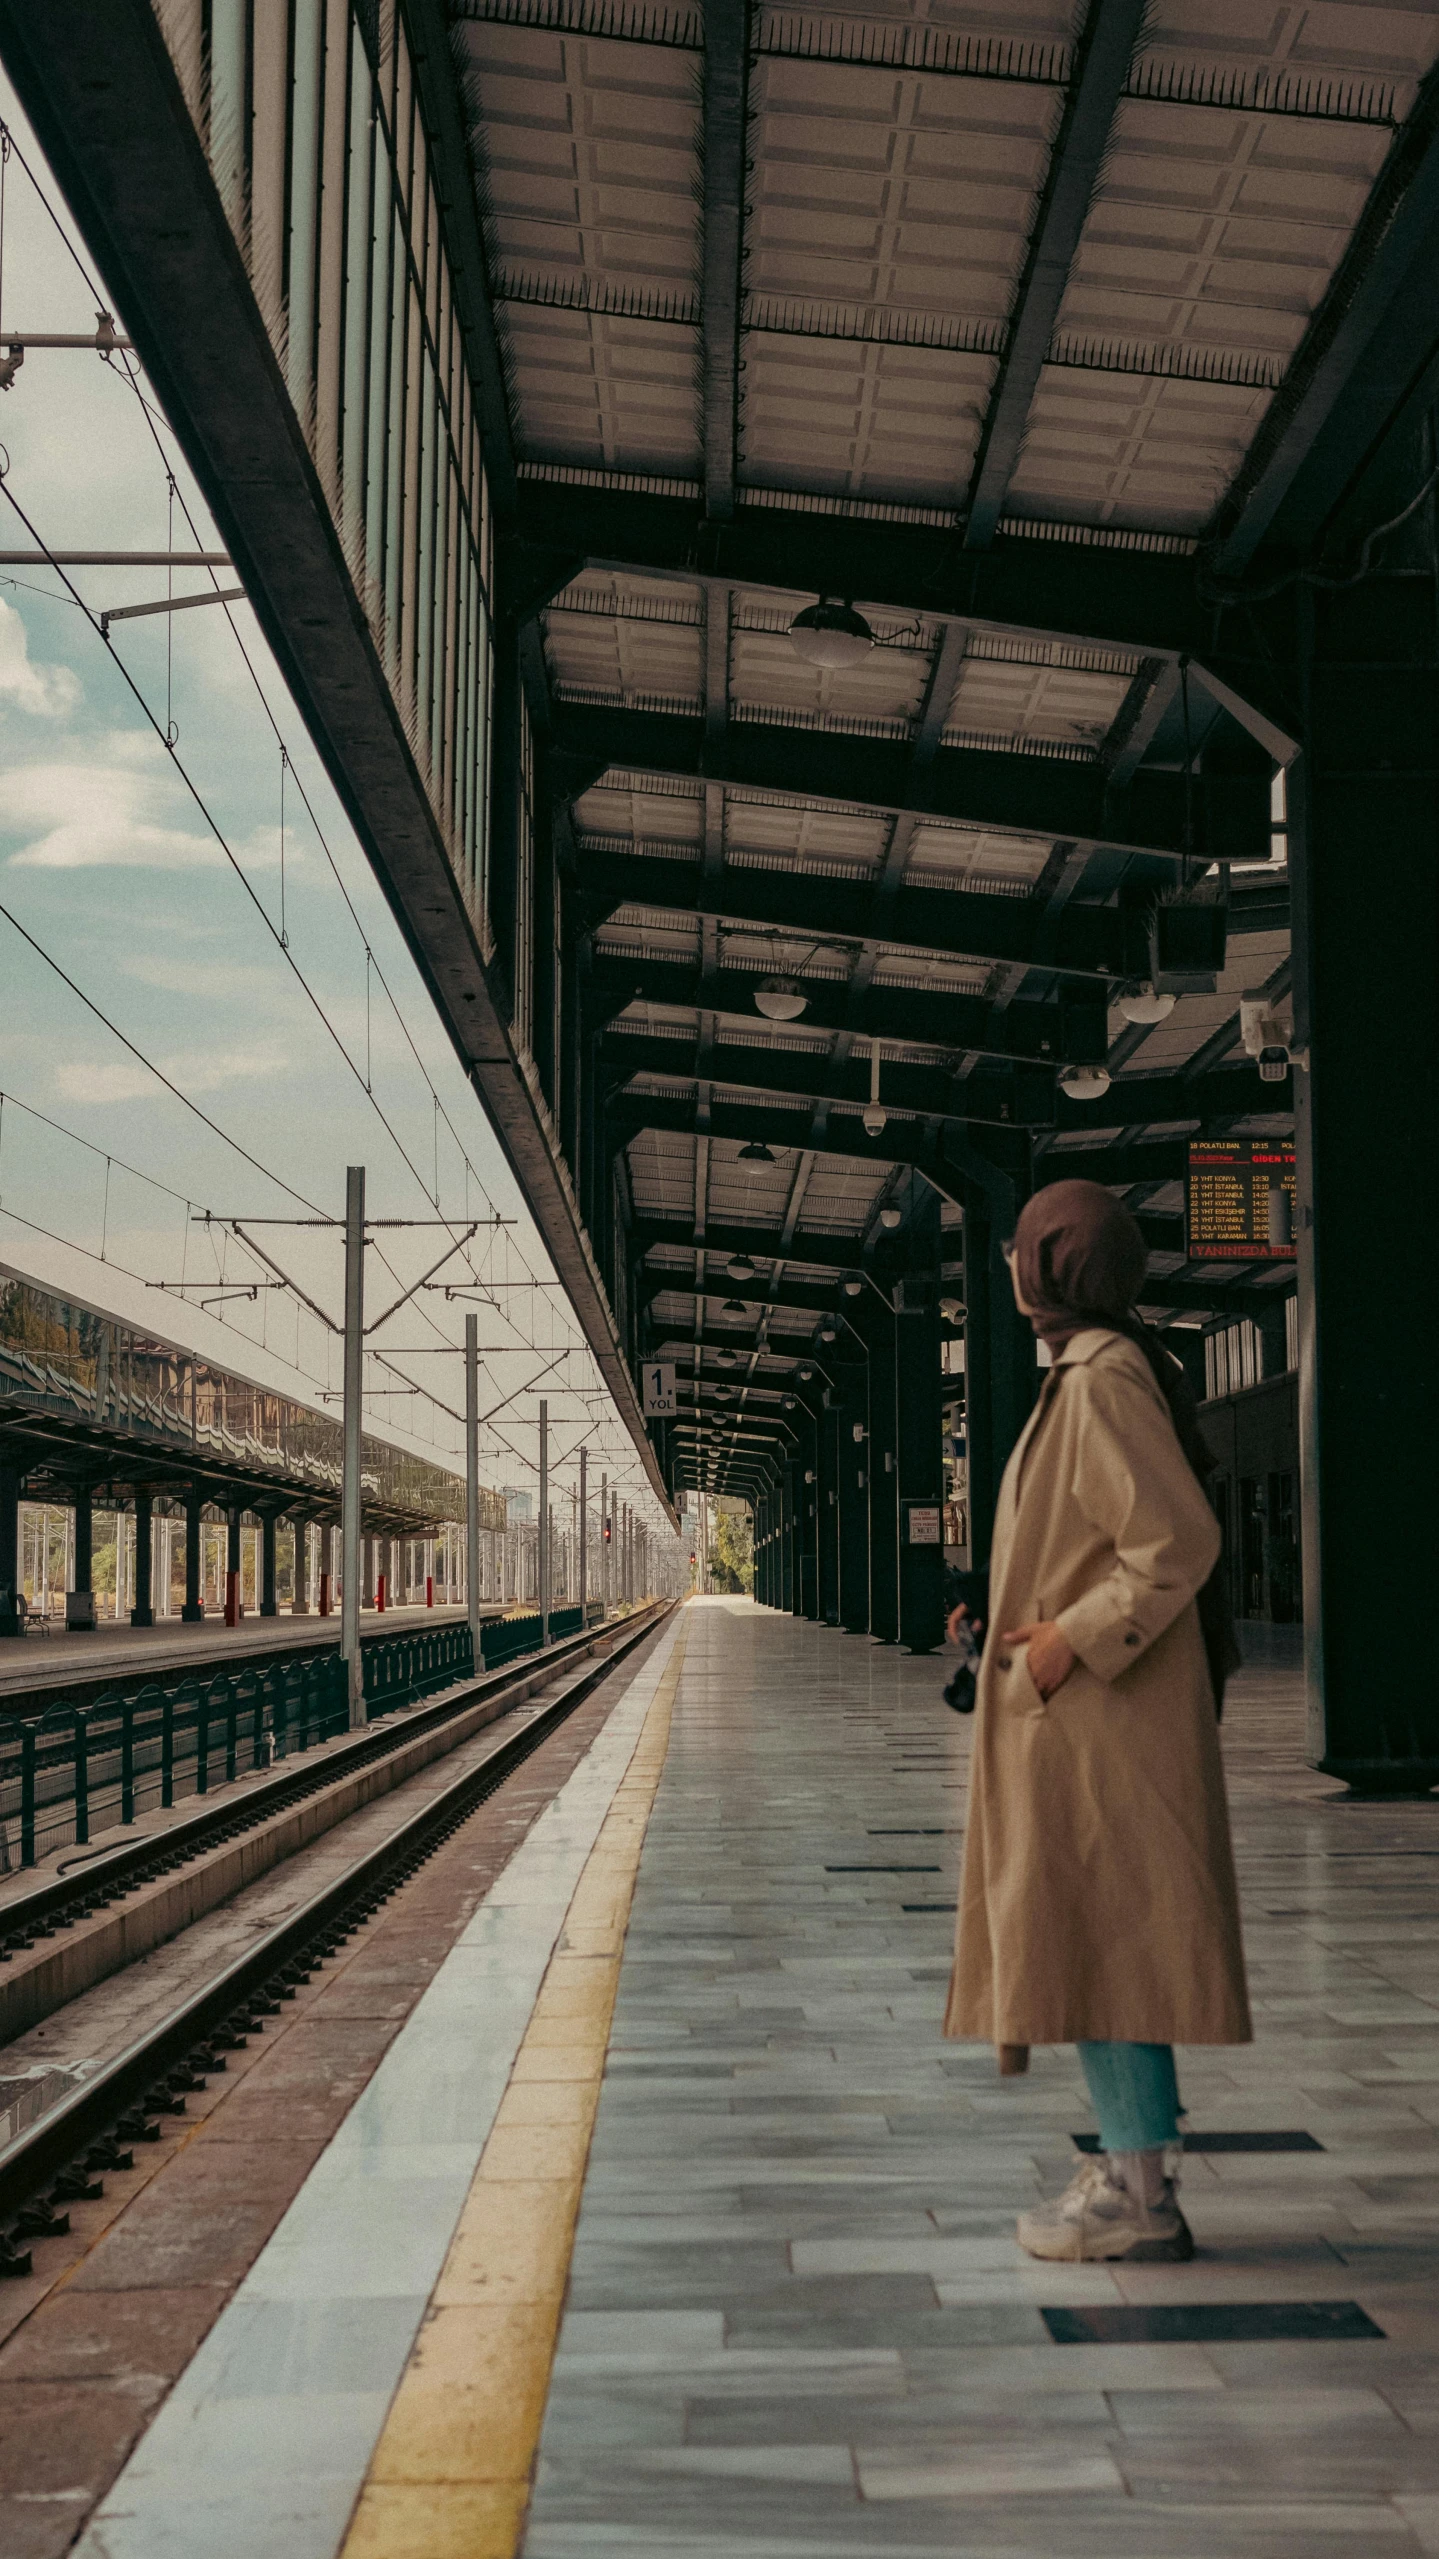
[553,703,1271,862]
[638,1268,845,1321]
[646,1245,1203,1339]
[1137,1271,1297,1314]
[582,846,1289,976]
[630,1216,914,1276]
[513,488,1206,661]
[604,1043,1289,1133]
[590,953,1107,1065]
[964,0,1148,550]
[582,847,1132,976]
[1211,60,1439,571]
[700,0,748,519]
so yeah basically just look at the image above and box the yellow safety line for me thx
[339,1613,689,2559]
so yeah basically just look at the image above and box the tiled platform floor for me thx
[527,1600,1439,2558]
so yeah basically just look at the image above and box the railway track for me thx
[0,1599,673,2268]
[0,1606,639,1963]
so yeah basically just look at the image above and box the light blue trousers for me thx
[1077,2041,1182,2152]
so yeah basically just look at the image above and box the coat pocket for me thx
[995,1645,1049,1720]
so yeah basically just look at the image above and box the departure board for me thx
[1187,1137,1298,1260]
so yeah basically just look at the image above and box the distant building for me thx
[501,1486,534,1528]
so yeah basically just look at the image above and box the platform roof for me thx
[443,0,1429,1490]
[8,0,1433,1502]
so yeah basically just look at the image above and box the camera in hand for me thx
[943,1618,981,1715]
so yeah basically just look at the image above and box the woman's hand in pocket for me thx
[1003,1620,1076,1702]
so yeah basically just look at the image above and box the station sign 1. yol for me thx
[642,1361,677,1417]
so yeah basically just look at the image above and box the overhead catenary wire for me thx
[0,133,663,1521]
[0,469,480,1251]
[3,463,572,1375]
[79,235,549,1302]
[0,131,543,1336]
[0,474,533,1396]
[0,899,326,1215]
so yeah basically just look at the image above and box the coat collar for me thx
[1050,1326,1126,1370]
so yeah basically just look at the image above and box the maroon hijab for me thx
[1011,1178,1148,1359]
[1010,1176,1242,1709]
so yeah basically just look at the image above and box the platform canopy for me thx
[438,0,1426,1492]
[5,0,1435,1550]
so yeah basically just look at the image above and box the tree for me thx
[708,1506,753,1594]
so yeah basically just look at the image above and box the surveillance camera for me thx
[1240,993,1294,1082]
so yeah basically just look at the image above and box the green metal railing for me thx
[0,1602,605,1869]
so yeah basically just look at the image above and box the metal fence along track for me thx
[0,1606,602,1869]
[0,1600,673,2263]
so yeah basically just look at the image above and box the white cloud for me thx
[51,1061,157,1105]
[0,596,81,716]
[1,745,277,872]
[55,1048,290,1106]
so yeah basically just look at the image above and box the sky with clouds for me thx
[0,71,673,1532]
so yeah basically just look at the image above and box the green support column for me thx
[797,1407,819,1619]
[962,1183,1036,1576]
[836,1354,870,1633]
[260,1513,278,1618]
[1292,575,1439,1788]
[861,1291,899,1643]
[817,1391,840,1625]
[781,1464,796,1613]
[68,1487,96,1631]
[131,1493,154,1628]
[896,1189,944,1655]
[182,1483,204,1621]
[0,1468,21,1637]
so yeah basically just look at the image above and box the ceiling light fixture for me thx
[1118,982,1177,1026]
[738,1139,776,1169]
[754,978,807,1021]
[788,596,875,668]
[721,1297,747,1320]
[714,1348,737,1369]
[879,1204,902,1230]
[727,1252,755,1280]
[1058,1064,1112,1102]
[797,1362,814,1382]
[842,1272,863,1296]
[819,1320,837,1343]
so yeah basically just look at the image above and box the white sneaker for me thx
[1016,2147,1194,2262]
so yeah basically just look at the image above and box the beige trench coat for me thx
[945,1328,1252,2048]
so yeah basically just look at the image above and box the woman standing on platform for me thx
[944,1178,1251,2262]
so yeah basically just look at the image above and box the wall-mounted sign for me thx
[1187,1137,1297,1261]
[904,1501,942,1546]
[642,1360,677,1417]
